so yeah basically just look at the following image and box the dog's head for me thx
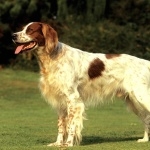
[12,22,58,54]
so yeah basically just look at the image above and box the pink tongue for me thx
[15,45,24,54]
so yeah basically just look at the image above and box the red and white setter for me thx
[12,22,150,147]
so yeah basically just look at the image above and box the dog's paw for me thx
[137,138,149,143]
[63,141,73,147]
[47,142,63,147]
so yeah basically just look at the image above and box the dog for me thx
[12,22,150,147]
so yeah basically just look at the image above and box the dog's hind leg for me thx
[137,122,149,142]
[126,86,150,142]
[126,96,150,142]
[131,89,150,112]
[137,113,150,142]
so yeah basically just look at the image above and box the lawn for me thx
[0,69,150,150]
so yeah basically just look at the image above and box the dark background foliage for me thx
[0,0,150,71]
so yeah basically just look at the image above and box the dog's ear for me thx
[41,23,58,54]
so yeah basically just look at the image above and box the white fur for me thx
[13,22,150,147]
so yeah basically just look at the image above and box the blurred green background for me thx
[0,0,150,71]
[0,1,150,149]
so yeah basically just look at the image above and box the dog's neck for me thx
[50,42,62,59]
[34,42,62,57]
[34,42,63,73]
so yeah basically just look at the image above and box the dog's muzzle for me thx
[12,33,18,41]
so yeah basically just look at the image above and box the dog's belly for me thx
[78,78,124,106]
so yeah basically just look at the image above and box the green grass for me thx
[0,69,150,150]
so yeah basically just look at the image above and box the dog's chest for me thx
[39,75,67,108]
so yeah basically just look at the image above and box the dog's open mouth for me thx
[15,41,37,54]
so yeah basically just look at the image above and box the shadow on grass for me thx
[81,136,140,145]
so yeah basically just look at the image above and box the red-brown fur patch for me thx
[26,23,45,46]
[88,58,105,79]
[105,54,121,59]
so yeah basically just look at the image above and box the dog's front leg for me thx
[64,100,85,147]
[47,115,67,147]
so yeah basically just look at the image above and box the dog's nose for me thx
[12,33,17,40]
